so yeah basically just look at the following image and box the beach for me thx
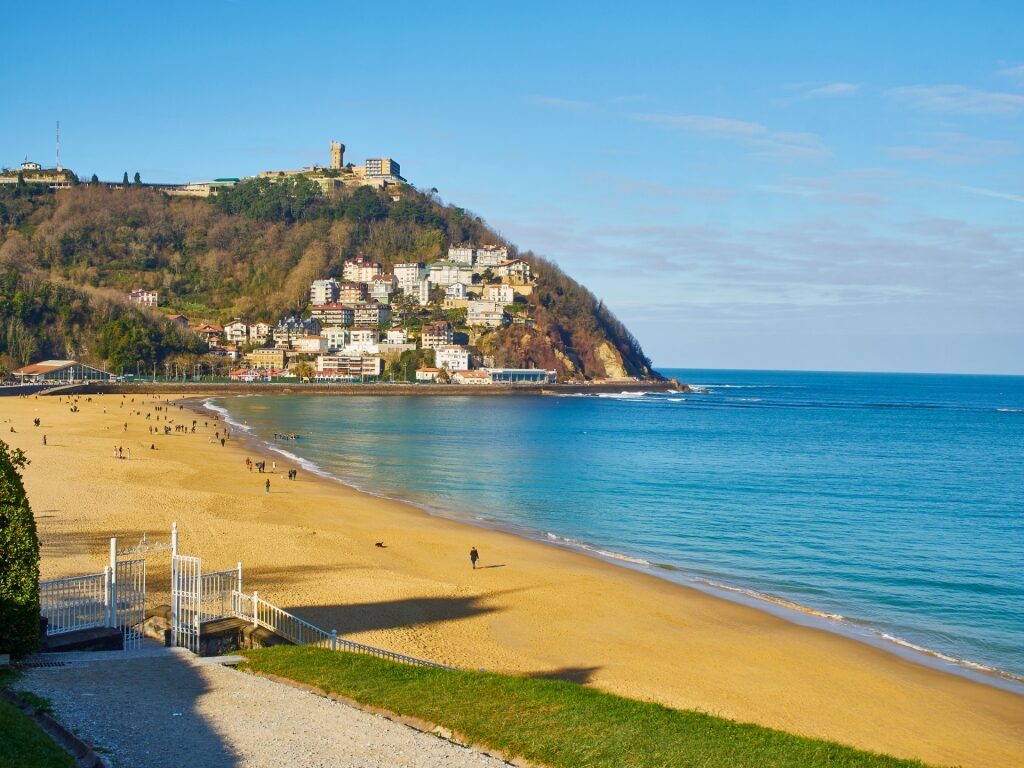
[6,391,1023,768]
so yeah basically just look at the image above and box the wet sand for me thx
[6,392,1023,767]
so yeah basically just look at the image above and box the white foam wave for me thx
[544,533,651,566]
[996,408,1023,413]
[202,399,253,434]
[695,578,846,622]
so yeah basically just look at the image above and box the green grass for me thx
[0,693,75,768]
[239,646,932,768]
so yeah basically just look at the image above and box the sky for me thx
[2,1,1022,374]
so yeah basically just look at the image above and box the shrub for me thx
[0,440,40,657]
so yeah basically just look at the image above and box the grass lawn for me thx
[0,686,75,768]
[240,646,932,768]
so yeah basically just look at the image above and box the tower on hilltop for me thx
[330,140,345,169]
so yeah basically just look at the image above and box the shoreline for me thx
[198,393,1024,695]
[8,391,1024,767]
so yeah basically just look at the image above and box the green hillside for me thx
[0,181,655,380]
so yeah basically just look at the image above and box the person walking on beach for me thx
[470,547,479,569]
[42,434,46,446]
[265,478,271,494]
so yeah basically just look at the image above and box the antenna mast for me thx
[56,120,61,171]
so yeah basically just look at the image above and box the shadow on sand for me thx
[528,666,602,685]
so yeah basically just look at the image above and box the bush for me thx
[0,440,40,657]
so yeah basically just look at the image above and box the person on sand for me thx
[470,547,479,569]
[42,434,46,446]
[265,478,270,494]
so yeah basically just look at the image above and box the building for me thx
[429,262,474,287]
[338,281,367,304]
[309,303,354,327]
[343,257,382,283]
[288,336,328,355]
[353,302,391,327]
[394,262,427,290]
[445,282,468,300]
[369,274,397,303]
[192,322,224,347]
[129,289,158,308]
[364,158,402,180]
[222,320,249,344]
[487,368,557,384]
[452,370,491,385]
[475,245,509,268]
[310,278,341,306]
[435,345,469,371]
[403,277,431,305]
[12,360,113,384]
[272,316,321,343]
[447,246,475,265]
[385,328,408,344]
[0,160,76,190]
[484,284,515,305]
[467,300,506,327]
[249,322,271,344]
[330,140,345,169]
[346,327,380,354]
[246,348,286,370]
[167,314,189,330]
[496,259,533,283]
[315,355,384,379]
[421,321,453,350]
[415,367,441,382]
[322,326,351,352]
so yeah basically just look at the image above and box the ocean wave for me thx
[203,399,254,433]
[876,634,1024,683]
[544,533,651,566]
[996,408,1023,413]
[694,578,846,622]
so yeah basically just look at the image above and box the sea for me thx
[206,369,1024,689]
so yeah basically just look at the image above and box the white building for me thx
[369,274,396,303]
[484,284,514,305]
[290,336,328,354]
[445,282,468,300]
[496,259,532,283]
[429,261,474,287]
[475,245,508,268]
[415,367,441,382]
[386,328,408,344]
[403,277,431,305]
[452,370,491,385]
[345,327,380,354]
[310,278,340,306]
[354,302,391,327]
[249,322,271,344]
[447,246,475,265]
[129,289,158,307]
[394,262,427,291]
[223,320,249,344]
[435,345,469,371]
[322,326,351,352]
[467,300,506,327]
[315,355,384,378]
[343,257,382,283]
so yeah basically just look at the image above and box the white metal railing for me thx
[200,565,242,622]
[230,590,452,670]
[39,571,109,635]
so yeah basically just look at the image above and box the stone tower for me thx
[330,140,345,169]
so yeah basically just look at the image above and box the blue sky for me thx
[3,1,1022,373]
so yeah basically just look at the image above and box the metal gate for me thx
[114,555,146,650]
[171,553,202,654]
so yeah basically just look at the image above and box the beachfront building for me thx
[421,321,453,350]
[415,367,441,382]
[452,370,491,385]
[223,320,249,344]
[12,359,113,384]
[394,262,427,290]
[435,345,469,371]
[428,261,474,287]
[273,316,322,344]
[343,257,382,283]
[369,274,397,303]
[495,258,532,283]
[310,278,341,306]
[353,302,391,327]
[322,326,351,352]
[447,246,475,265]
[289,336,328,355]
[484,284,515,305]
[475,245,508,268]
[467,300,506,328]
[309,303,354,327]
[249,322,271,344]
[245,348,287,370]
[315,355,384,379]
[487,368,557,384]
[128,289,159,307]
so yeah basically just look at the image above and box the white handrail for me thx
[39,572,109,635]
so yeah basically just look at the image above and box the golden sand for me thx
[4,392,1022,767]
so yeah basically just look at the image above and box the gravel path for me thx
[19,646,510,768]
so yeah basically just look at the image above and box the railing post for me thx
[103,566,112,627]
[252,590,259,627]
[236,562,243,594]
[331,629,337,651]
[171,522,178,557]
[108,538,117,628]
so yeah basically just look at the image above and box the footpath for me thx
[19,644,509,768]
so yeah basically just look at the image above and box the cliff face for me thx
[0,184,656,379]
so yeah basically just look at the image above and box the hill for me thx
[0,180,656,380]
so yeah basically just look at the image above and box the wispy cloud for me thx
[528,95,593,111]
[999,64,1024,88]
[631,112,829,160]
[754,176,890,207]
[886,132,1022,166]
[959,185,1024,204]
[888,84,1024,115]
[802,82,860,99]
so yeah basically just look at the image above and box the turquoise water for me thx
[209,370,1024,683]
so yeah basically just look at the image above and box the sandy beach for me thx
[5,391,1023,767]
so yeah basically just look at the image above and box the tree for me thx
[291,361,314,381]
[122,171,129,185]
[0,440,40,657]
[133,172,142,185]
[90,173,99,184]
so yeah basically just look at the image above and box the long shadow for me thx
[20,648,240,767]
[528,666,602,685]
[287,590,522,636]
